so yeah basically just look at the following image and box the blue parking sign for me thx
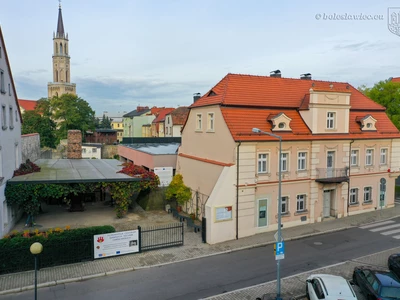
[275,242,285,260]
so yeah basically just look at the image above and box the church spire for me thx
[56,1,65,38]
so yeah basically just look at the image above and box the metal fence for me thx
[138,223,184,252]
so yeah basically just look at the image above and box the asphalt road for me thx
[2,218,400,300]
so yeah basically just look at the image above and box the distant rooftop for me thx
[121,143,180,155]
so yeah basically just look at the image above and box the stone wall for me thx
[67,130,82,159]
[102,145,118,159]
[21,133,41,162]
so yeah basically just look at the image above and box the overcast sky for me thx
[1,0,400,116]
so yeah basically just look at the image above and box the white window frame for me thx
[351,150,359,166]
[296,194,306,212]
[280,152,289,172]
[196,113,202,131]
[0,69,5,94]
[364,186,372,202]
[92,148,97,153]
[207,112,215,131]
[257,153,268,174]
[1,104,6,129]
[297,152,307,171]
[366,149,374,166]
[280,196,289,214]
[326,112,335,129]
[350,188,358,204]
[380,148,388,165]
[9,106,13,129]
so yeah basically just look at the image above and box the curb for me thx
[0,215,397,296]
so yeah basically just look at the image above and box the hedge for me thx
[0,225,115,275]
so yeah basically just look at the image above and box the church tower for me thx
[47,2,76,98]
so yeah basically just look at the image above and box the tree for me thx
[21,110,57,148]
[44,94,95,143]
[359,79,400,129]
[100,114,112,129]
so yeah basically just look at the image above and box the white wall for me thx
[82,146,101,159]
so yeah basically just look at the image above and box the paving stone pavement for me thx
[1,205,400,295]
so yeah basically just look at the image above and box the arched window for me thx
[60,43,63,54]
[66,70,68,82]
[65,43,68,55]
[55,42,58,54]
[55,71,58,82]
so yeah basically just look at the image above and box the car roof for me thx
[373,271,400,287]
[310,274,356,298]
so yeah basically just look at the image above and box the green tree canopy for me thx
[100,114,112,129]
[359,79,400,129]
[37,94,95,144]
[21,110,57,148]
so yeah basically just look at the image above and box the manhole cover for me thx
[314,242,323,245]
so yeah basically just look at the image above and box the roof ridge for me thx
[221,73,231,105]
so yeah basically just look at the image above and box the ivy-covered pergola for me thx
[6,159,158,218]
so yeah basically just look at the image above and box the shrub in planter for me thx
[0,225,115,275]
[165,174,191,206]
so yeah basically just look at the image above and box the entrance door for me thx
[258,199,268,227]
[327,151,335,178]
[323,190,331,218]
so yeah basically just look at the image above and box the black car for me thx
[388,254,400,278]
[353,266,400,299]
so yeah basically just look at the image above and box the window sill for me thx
[195,129,203,133]
[294,210,308,216]
[349,202,359,206]
[363,201,373,205]
[9,126,13,130]
[281,212,290,218]
[206,130,215,133]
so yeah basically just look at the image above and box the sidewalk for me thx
[1,204,399,295]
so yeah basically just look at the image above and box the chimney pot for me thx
[193,93,201,103]
[300,73,312,80]
[270,70,281,78]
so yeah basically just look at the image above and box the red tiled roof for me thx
[18,99,37,111]
[169,107,189,125]
[150,106,164,115]
[391,77,400,83]
[191,73,385,110]
[220,107,399,142]
[152,108,175,124]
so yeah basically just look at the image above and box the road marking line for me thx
[392,235,400,239]
[360,220,395,229]
[370,224,400,232]
[381,228,400,235]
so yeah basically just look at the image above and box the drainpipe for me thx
[236,141,241,240]
[347,139,355,216]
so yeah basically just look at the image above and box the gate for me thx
[138,223,184,252]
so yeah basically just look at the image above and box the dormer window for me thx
[357,115,377,131]
[269,113,292,132]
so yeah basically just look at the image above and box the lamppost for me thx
[252,127,282,300]
[30,242,43,300]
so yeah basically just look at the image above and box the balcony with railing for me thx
[315,167,349,183]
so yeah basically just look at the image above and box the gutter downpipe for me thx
[236,141,241,240]
[347,139,355,216]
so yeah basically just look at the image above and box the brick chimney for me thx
[67,130,82,159]
[137,106,149,112]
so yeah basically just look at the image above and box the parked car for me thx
[352,266,400,299]
[388,253,400,278]
[306,274,357,300]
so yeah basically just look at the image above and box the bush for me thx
[0,225,115,275]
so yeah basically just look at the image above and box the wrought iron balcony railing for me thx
[315,167,349,183]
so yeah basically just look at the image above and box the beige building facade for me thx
[177,73,400,244]
[48,4,76,99]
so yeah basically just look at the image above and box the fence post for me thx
[91,236,95,260]
[138,226,142,253]
[181,222,184,246]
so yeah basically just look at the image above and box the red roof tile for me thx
[191,73,385,110]
[220,107,399,142]
[152,108,175,124]
[391,77,400,83]
[18,99,37,111]
[169,107,189,125]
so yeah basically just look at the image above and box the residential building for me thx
[82,143,102,159]
[123,106,157,138]
[18,99,37,114]
[48,3,76,98]
[111,117,123,142]
[85,129,117,145]
[151,107,175,137]
[0,26,23,237]
[165,106,189,137]
[177,72,400,244]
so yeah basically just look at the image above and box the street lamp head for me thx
[30,242,43,255]
[252,128,261,133]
